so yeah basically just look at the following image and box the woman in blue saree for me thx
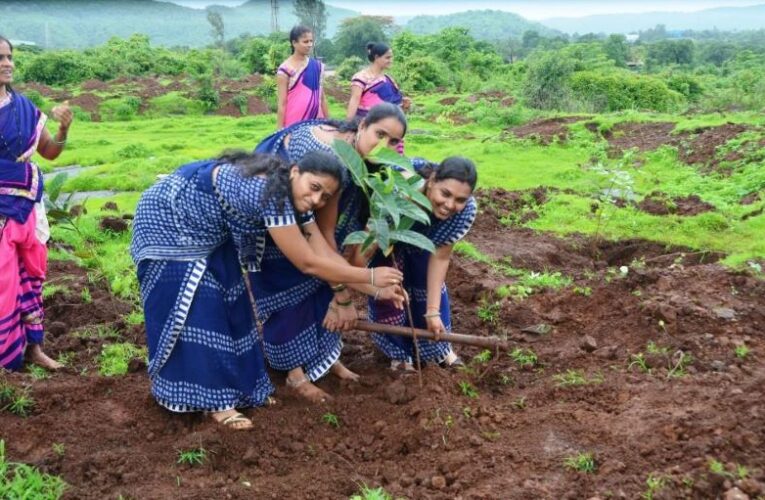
[0,35,73,371]
[131,151,403,428]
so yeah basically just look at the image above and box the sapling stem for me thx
[392,249,423,388]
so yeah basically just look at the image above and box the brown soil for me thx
[81,80,110,92]
[438,97,459,106]
[511,116,591,145]
[678,123,748,171]
[741,192,761,205]
[637,192,716,216]
[68,93,103,121]
[602,122,686,156]
[219,74,264,93]
[3,198,765,499]
[324,78,351,103]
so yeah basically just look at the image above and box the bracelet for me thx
[334,298,353,307]
[369,268,375,286]
[373,288,381,301]
[423,312,440,318]
[52,137,67,146]
[331,284,347,292]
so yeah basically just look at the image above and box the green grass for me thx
[553,369,604,387]
[349,483,395,500]
[563,451,597,473]
[98,343,147,376]
[176,447,207,466]
[0,440,67,499]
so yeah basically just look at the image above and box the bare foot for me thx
[210,409,253,430]
[26,344,64,370]
[286,375,331,404]
[330,361,360,382]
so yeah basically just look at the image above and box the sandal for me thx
[213,412,253,430]
[390,359,416,372]
[438,351,465,369]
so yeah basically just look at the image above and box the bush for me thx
[22,50,93,85]
[666,74,703,101]
[100,96,142,121]
[146,92,205,116]
[522,51,575,110]
[392,55,447,92]
[337,56,364,81]
[569,71,684,112]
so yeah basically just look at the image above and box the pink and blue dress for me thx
[351,71,404,153]
[279,58,325,127]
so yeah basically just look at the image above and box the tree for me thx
[333,16,395,62]
[522,51,575,110]
[646,39,695,68]
[522,30,541,50]
[604,34,629,67]
[293,0,327,48]
[207,10,225,48]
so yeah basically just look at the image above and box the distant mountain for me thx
[404,9,559,41]
[0,0,359,49]
[541,4,765,35]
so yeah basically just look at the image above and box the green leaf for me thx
[396,197,431,225]
[371,218,390,253]
[390,230,436,253]
[46,173,68,202]
[368,146,415,174]
[343,231,370,246]
[331,139,367,193]
[374,192,401,226]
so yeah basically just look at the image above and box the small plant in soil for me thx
[563,451,597,473]
[511,396,527,410]
[628,353,651,374]
[321,413,341,428]
[736,464,749,479]
[462,406,473,418]
[667,351,693,379]
[477,299,501,325]
[472,350,494,365]
[708,458,734,478]
[75,325,120,340]
[80,287,93,304]
[646,341,669,356]
[56,352,75,367]
[350,483,394,500]
[176,447,207,466]
[735,344,750,359]
[1,385,36,417]
[98,343,147,376]
[124,310,145,326]
[0,439,68,497]
[510,348,538,368]
[553,369,603,387]
[42,283,70,300]
[641,473,667,500]
[52,443,66,458]
[573,286,592,296]
[27,365,51,381]
[458,380,479,399]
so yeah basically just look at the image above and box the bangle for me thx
[423,312,440,318]
[426,307,440,313]
[373,288,381,301]
[335,298,353,307]
[331,284,346,293]
[370,268,375,286]
[53,137,67,146]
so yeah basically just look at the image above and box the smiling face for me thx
[355,116,405,156]
[426,177,473,220]
[292,32,314,57]
[374,49,393,70]
[290,167,338,213]
[0,41,14,90]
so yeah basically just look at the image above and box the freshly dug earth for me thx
[511,117,591,145]
[637,192,716,216]
[601,122,686,156]
[2,204,765,499]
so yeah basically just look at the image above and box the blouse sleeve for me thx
[430,197,478,247]
[262,198,297,228]
[350,71,367,89]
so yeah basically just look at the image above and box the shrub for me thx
[522,51,575,110]
[337,56,364,81]
[569,71,684,112]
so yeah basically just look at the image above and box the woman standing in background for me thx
[276,25,329,128]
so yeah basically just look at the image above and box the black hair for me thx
[0,36,14,94]
[289,25,313,54]
[419,156,478,191]
[216,150,344,228]
[319,102,407,141]
[366,42,390,62]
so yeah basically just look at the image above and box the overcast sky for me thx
[166,0,765,19]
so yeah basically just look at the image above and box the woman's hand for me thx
[425,314,446,340]
[372,266,403,287]
[51,101,73,131]
[401,96,412,112]
[332,300,358,331]
[374,285,407,309]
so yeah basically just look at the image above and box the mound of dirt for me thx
[511,116,591,145]
[68,93,103,121]
[603,121,686,156]
[438,96,459,106]
[679,123,748,171]
[220,74,264,92]
[637,192,716,216]
[81,79,109,91]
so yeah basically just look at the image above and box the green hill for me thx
[0,0,358,48]
[404,9,559,41]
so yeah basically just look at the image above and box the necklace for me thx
[0,92,21,156]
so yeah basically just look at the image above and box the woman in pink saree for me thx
[346,42,411,153]
[0,36,73,371]
[276,26,329,128]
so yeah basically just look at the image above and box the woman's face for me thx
[375,50,393,69]
[355,116,405,156]
[292,32,314,56]
[0,42,14,88]
[426,177,473,220]
[290,167,338,213]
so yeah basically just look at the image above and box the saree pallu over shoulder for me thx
[352,73,403,117]
[278,58,325,126]
[0,93,46,224]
